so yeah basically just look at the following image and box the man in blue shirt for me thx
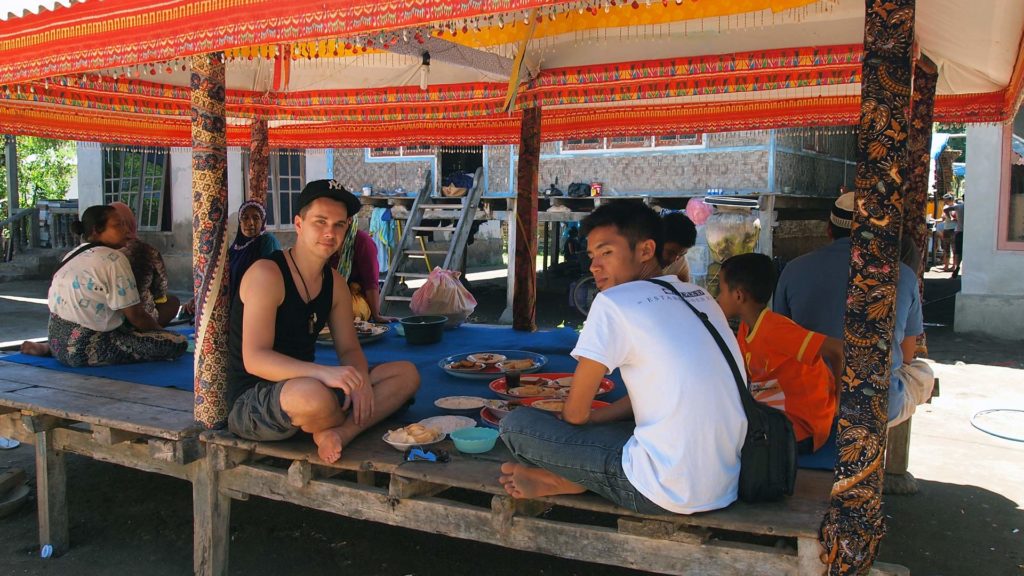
[774,191,933,426]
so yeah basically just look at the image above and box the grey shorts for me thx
[227,380,348,442]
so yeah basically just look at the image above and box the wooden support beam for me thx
[247,118,269,204]
[148,437,203,465]
[796,536,826,576]
[208,442,252,472]
[92,425,141,446]
[35,428,69,557]
[194,449,232,576]
[883,418,918,495]
[617,517,710,545]
[218,465,800,575]
[21,413,67,433]
[288,460,313,488]
[513,106,541,331]
[389,476,447,500]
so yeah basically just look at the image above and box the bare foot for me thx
[20,341,50,356]
[498,462,586,499]
[312,428,344,464]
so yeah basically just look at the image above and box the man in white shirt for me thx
[499,201,747,514]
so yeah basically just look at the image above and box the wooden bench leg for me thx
[884,418,918,495]
[35,428,69,557]
[797,536,825,576]
[193,450,231,576]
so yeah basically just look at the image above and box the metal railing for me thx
[1,205,80,262]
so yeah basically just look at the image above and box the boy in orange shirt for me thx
[716,253,843,453]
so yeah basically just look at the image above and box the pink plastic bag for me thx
[409,267,477,327]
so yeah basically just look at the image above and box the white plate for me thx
[434,396,487,412]
[417,415,477,435]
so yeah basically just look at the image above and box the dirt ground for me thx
[0,269,1022,576]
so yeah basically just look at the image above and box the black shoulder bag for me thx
[52,242,102,278]
[647,278,796,503]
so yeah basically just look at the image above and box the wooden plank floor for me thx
[0,360,197,440]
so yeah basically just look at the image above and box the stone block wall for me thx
[332,148,434,194]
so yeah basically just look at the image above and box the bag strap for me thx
[52,242,102,278]
[645,278,759,413]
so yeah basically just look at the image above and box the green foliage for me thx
[0,136,76,209]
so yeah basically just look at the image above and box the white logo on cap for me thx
[327,180,344,190]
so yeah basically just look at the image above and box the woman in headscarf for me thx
[180,200,280,319]
[228,199,282,299]
[330,214,395,323]
[111,201,180,326]
[20,205,188,366]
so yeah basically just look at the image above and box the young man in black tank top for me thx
[227,180,419,463]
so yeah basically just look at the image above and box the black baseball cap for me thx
[294,179,362,218]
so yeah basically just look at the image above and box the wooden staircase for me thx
[380,167,484,313]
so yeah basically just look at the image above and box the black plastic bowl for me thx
[399,315,447,345]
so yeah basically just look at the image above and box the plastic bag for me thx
[410,268,477,327]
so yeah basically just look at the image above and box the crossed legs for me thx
[279,360,419,463]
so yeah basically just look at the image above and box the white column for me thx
[954,123,1024,340]
[75,143,103,211]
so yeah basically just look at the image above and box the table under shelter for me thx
[2,1,1023,575]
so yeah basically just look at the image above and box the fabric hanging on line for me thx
[369,207,395,274]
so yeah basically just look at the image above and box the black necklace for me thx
[287,248,318,334]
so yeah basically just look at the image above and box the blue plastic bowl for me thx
[449,427,499,454]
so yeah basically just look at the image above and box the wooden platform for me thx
[0,360,909,575]
[0,360,204,559]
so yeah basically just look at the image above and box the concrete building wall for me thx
[955,123,1024,340]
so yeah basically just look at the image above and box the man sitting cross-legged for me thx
[499,200,747,515]
[227,180,419,463]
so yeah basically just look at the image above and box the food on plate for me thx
[551,376,573,388]
[499,358,535,371]
[507,385,557,397]
[467,352,506,364]
[446,359,484,370]
[435,396,486,411]
[530,399,565,412]
[387,423,439,444]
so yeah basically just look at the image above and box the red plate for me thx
[488,372,615,401]
[479,407,501,429]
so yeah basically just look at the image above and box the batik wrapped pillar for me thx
[903,57,938,355]
[513,106,541,331]
[190,53,231,428]
[820,1,915,574]
[248,118,269,204]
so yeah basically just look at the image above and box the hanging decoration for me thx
[819,0,915,573]
[190,52,232,429]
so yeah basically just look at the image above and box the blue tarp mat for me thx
[3,323,835,468]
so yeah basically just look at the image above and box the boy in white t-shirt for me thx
[499,201,747,514]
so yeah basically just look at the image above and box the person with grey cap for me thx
[773,191,933,427]
[226,179,420,463]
